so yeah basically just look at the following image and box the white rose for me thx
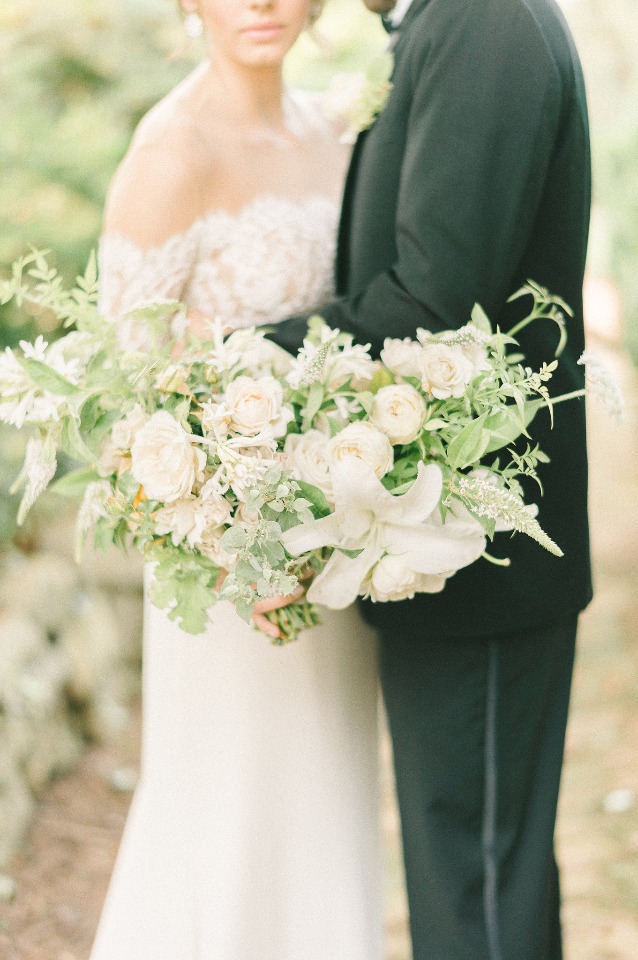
[369,384,427,446]
[380,338,425,379]
[366,555,448,602]
[131,411,206,502]
[420,344,475,400]
[154,494,232,549]
[224,375,292,437]
[366,554,421,602]
[285,430,334,502]
[329,421,394,479]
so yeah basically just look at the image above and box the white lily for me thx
[282,461,486,610]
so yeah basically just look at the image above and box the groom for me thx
[270,0,592,957]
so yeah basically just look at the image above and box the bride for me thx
[90,1,383,959]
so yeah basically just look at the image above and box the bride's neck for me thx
[205,58,288,130]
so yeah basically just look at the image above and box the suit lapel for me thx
[335,0,431,293]
[336,127,371,294]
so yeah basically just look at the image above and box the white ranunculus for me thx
[285,430,334,502]
[329,421,394,479]
[380,338,425,379]
[420,343,475,400]
[369,384,427,446]
[131,411,206,502]
[224,375,293,437]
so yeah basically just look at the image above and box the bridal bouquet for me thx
[0,252,620,642]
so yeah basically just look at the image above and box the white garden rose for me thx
[99,404,149,475]
[369,384,427,446]
[285,430,334,502]
[329,421,394,479]
[154,494,231,549]
[366,554,448,602]
[224,375,293,437]
[366,554,421,602]
[131,411,206,502]
[420,343,475,400]
[380,338,425,379]
[111,404,149,452]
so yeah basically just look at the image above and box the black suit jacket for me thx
[271,0,593,639]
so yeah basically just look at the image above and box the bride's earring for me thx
[183,11,203,39]
[181,0,203,39]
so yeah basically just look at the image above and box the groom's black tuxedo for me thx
[271,1,592,957]
[273,0,592,639]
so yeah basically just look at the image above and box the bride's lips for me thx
[241,21,285,43]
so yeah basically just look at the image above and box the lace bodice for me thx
[98,193,339,336]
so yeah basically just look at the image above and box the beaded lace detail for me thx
[98,194,339,337]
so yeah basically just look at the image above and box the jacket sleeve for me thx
[269,4,563,356]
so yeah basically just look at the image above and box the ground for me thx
[1,338,637,960]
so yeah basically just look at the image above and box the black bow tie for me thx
[381,12,399,34]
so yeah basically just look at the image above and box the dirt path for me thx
[1,341,637,960]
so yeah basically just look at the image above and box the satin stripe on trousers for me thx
[378,617,577,960]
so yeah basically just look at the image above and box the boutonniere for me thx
[323,53,394,144]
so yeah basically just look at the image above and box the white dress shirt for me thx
[391,0,416,27]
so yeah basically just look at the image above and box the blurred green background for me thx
[0,0,636,523]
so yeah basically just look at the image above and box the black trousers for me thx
[378,616,578,960]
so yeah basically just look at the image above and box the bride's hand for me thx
[252,584,307,640]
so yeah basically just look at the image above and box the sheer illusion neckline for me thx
[99,192,340,255]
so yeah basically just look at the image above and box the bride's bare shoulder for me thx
[103,72,213,247]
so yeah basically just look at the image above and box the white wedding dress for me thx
[91,193,383,960]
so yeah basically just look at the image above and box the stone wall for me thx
[0,511,143,868]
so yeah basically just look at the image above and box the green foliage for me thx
[0,0,383,344]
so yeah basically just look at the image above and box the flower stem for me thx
[265,601,322,645]
[541,389,586,408]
